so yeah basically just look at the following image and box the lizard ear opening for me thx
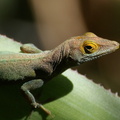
[80,40,99,54]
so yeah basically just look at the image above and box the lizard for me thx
[0,32,119,115]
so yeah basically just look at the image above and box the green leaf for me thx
[0,35,22,52]
[0,35,120,120]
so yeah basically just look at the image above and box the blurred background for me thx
[0,0,120,94]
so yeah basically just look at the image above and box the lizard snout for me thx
[113,41,119,50]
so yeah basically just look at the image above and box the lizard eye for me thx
[80,40,99,54]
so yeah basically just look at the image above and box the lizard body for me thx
[0,32,119,114]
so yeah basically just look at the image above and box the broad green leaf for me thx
[0,35,22,52]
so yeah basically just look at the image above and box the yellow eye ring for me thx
[80,40,99,54]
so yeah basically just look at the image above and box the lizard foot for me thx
[31,102,51,115]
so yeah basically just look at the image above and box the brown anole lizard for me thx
[0,32,119,115]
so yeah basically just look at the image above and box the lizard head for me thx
[68,32,119,64]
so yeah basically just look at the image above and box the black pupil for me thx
[84,45,93,54]
[85,45,92,49]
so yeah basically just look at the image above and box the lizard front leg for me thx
[21,79,51,115]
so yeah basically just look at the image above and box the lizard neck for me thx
[48,41,76,75]
[51,41,70,64]
[34,43,71,80]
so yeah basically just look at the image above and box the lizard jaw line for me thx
[79,48,117,63]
